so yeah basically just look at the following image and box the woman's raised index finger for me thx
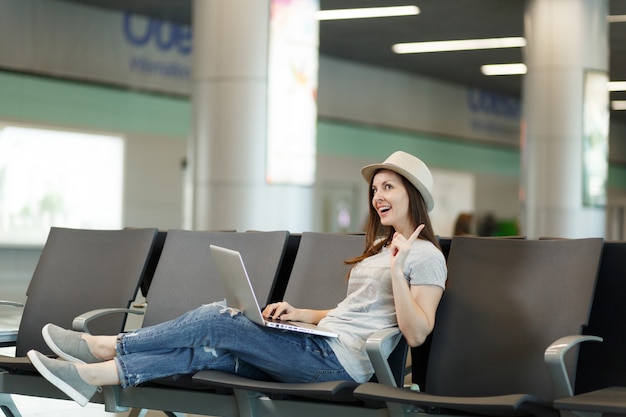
[409,224,425,242]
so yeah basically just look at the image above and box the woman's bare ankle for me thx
[76,360,120,386]
[82,334,117,360]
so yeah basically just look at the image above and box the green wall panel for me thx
[318,119,520,176]
[0,71,190,137]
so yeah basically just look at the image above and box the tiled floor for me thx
[8,395,206,416]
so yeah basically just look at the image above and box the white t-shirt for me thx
[319,239,447,382]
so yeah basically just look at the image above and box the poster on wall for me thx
[582,70,609,208]
[265,0,319,186]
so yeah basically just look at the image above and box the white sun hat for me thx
[361,151,434,212]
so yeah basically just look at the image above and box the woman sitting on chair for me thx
[28,151,447,406]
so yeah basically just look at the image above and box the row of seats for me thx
[0,228,623,417]
[0,228,377,417]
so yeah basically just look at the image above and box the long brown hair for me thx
[346,170,440,267]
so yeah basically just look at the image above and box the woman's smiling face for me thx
[371,169,413,237]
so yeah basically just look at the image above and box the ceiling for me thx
[61,0,626,122]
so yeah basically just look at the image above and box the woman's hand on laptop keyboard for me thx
[263,302,331,325]
[263,301,297,321]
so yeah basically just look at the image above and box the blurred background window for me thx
[0,125,124,246]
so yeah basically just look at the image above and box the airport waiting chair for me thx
[553,386,626,416]
[411,235,528,390]
[0,227,159,417]
[191,232,414,417]
[281,232,362,308]
[132,230,289,327]
[353,236,604,417]
[279,231,408,389]
[551,241,626,417]
[572,241,626,393]
[84,229,290,416]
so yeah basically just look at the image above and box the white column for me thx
[521,0,609,238]
[188,0,314,232]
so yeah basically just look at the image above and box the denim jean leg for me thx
[118,302,229,355]
[229,328,353,383]
[115,301,353,387]
[190,308,353,383]
[115,345,271,388]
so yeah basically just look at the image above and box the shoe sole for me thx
[27,350,90,407]
[42,323,85,364]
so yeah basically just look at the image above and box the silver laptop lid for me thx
[210,244,267,327]
[210,244,339,338]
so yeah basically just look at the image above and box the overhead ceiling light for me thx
[611,101,626,110]
[608,81,626,91]
[481,63,527,76]
[392,37,526,54]
[607,15,626,23]
[316,5,419,21]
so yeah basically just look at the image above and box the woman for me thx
[27,150,447,406]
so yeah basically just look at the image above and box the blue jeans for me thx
[114,302,353,388]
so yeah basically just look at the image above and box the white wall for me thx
[318,56,520,147]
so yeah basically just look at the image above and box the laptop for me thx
[210,244,338,338]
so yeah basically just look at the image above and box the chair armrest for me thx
[0,300,24,308]
[0,330,18,346]
[72,308,144,333]
[365,327,403,387]
[0,300,23,347]
[544,334,603,398]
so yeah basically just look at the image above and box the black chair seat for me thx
[193,370,360,402]
[354,382,556,417]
